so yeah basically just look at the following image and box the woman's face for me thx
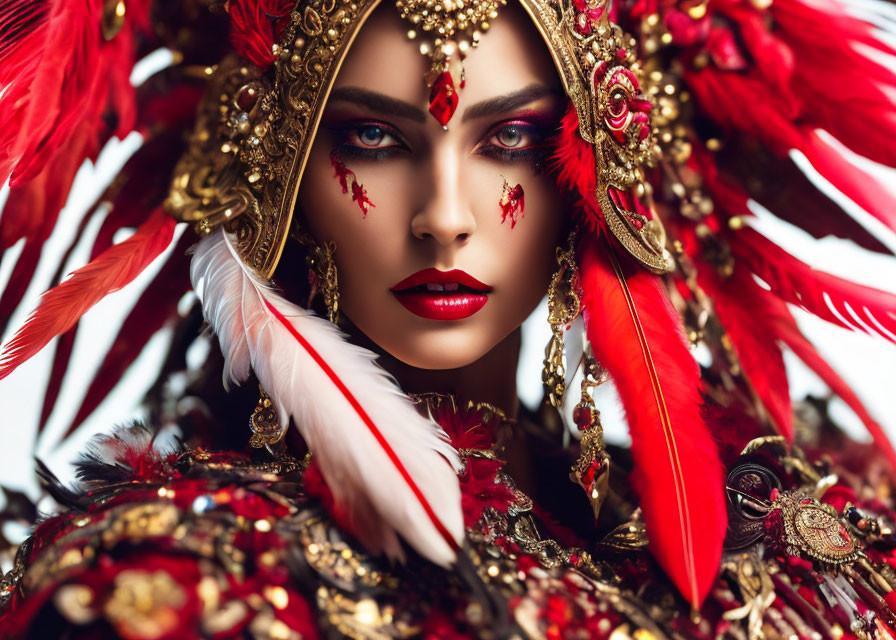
[297,2,567,369]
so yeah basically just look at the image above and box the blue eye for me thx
[358,126,386,146]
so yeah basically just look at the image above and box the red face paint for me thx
[330,150,375,217]
[499,179,525,229]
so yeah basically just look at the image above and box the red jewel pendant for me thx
[425,52,465,128]
[429,70,459,128]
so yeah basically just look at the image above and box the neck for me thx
[375,329,523,418]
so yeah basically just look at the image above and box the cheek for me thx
[501,177,565,298]
[299,144,412,249]
[474,170,566,316]
[299,145,417,325]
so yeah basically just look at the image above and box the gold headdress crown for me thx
[165,0,672,277]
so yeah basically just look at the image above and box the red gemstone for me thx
[429,71,458,127]
[236,84,260,111]
[573,406,592,429]
[581,459,601,486]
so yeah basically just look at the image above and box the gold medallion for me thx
[774,493,858,566]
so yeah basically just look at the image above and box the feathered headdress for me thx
[1,0,896,611]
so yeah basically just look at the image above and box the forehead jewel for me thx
[395,0,507,128]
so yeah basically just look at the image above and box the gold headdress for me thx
[165,0,672,277]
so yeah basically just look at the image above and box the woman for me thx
[1,0,896,637]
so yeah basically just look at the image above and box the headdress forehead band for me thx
[165,0,673,278]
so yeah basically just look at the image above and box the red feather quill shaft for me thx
[579,236,726,608]
[0,210,176,381]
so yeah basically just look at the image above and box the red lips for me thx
[390,268,492,321]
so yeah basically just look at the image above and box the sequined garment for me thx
[2,400,896,640]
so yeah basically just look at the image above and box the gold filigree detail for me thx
[519,0,673,272]
[543,232,581,409]
[720,551,775,640]
[250,385,286,449]
[774,492,859,566]
[166,0,381,277]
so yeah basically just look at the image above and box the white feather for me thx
[191,229,463,566]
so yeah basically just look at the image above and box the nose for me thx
[410,143,476,245]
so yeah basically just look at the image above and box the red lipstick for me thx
[390,268,492,321]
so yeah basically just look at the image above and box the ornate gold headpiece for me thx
[165,0,672,277]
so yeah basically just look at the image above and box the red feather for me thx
[771,0,896,168]
[22,79,200,434]
[728,280,896,470]
[797,132,896,234]
[228,0,295,70]
[0,210,177,381]
[0,0,157,331]
[62,235,192,439]
[579,236,726,608]
[551,105,604,231]
[771,312,896,472]
[39,328,77,431]
[679,0,896,232]
[699,265,793,440]
[707,139,893,255]
[0,127,93,330]
[733,227,896,343]
[0,240,43,338]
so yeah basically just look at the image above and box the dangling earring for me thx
[569,344,612,521]
[249,384,285,452]
[292,229,340,324]
[307,239,339,324]
[542,231,581,409]
[541,232,612,520]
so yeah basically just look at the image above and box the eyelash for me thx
[329,120,554,163]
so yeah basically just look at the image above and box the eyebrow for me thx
[328,87,427,122]
[327,84,563,124]
[461,85,562,122]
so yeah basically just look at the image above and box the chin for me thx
[362,323,498,371]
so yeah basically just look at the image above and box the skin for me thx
[295,2,568,413]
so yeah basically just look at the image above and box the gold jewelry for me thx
[307,239,339,324]
[396,0,507,127]
[569,344,611,521]
[292,229,340,324]
[249,385,285,451]
[543,232,581,409]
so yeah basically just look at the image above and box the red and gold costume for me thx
[1,0,896,637]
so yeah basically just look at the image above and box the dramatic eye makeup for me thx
[476,117,555,163]
[327,120,409,161]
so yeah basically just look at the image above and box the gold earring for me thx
[292,229,340,324]
[307,239,339,324]
[249,384,285,452]
[542,231,581,409]
[569,345,612,521]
